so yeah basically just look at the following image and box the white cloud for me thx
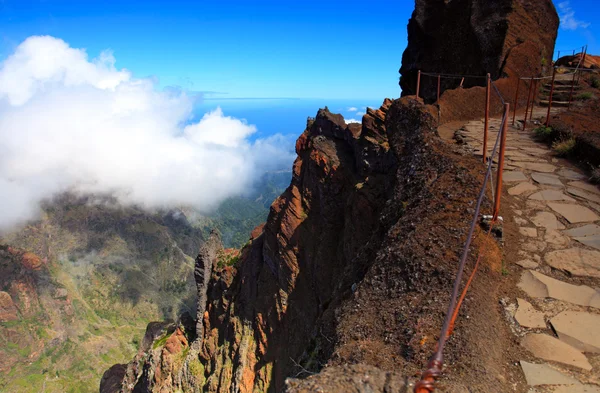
[558,1,590,30]
[345,118,361,124]
[0,36,295,230]
[355,111,365,116]
[347,107,358,112]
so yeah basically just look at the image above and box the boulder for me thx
[0,291,18,322]
[400,0,559,103]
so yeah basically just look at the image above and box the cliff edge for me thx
[103,97,512,393]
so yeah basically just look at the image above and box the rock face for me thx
[400,0,559,103]
[555,53,600,69]
[109,98,512,392]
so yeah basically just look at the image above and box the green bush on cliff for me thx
[188,358,205,384]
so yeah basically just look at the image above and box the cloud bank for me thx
[558,1,590,31]
[0,36,294,230]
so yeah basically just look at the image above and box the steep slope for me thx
[107,98,512,392]
[0,195,204,393]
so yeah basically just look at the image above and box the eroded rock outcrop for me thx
[400,0,559,104]
[110,97,511,392]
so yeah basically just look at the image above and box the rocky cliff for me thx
[400,0,559,103]
[104,97,513,392]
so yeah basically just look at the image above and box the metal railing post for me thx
[546,67,557,126]
[416,70,421,99]
[529,79,538,122]
[493,103,510,221]
[512,77,521,125]
[568,69,577,110]
[483,73,491,164]
[523,77,534,132]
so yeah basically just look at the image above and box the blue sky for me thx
[0,0,598,99]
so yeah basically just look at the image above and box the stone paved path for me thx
[454,107,600,392]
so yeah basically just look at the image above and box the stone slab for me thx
[503,171,528,183]
[511,162,556,173]
[574,235,600,251]
[545,248,600,278]
[522,240,547,253]
[519,361,580,386]
[508,156,545,163]
[515,217,528,226]
[531,211,566,230]
[532,172,563,186]
[517,270,600,308]
[529,190,575,202]
[508,182,539,196]
[563,224,600,238]
[544,230,569,247]
[567,188,600,205]
[520,147,550,156]
[505,151,530,158]
[550,385,600,393]
[519,227,538,238]
[516,259,539,269]
[515,298,546,328]
[557,169,586,180]
[569,181,600,195]
[548,203,600,224]
[521,333,592,371]
[550,311,600,353]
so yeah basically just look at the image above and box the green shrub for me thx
[533,126,554,141]
[552,138,576,156]
[576,91,595,100]
[591,76,600,89]
[152,333,169,349]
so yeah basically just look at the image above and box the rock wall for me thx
[400,0,559,104]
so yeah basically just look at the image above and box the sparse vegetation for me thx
[576,91,595,101]
[591,76,600,89]
[188,357,205,384]
[533,125,554,141]
[217,248,241,268]
[153,333,170,349]
[552,138,577,156]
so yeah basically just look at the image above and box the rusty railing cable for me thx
[414,103,507,393]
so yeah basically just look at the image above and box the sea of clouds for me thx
[0,36,295,230]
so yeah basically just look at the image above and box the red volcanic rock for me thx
[164,327,188,355]
[20,252,44,270]
[0,291,18,322]
[556,53,600,69]
[250,223,265,240]
[400,0,559,103]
